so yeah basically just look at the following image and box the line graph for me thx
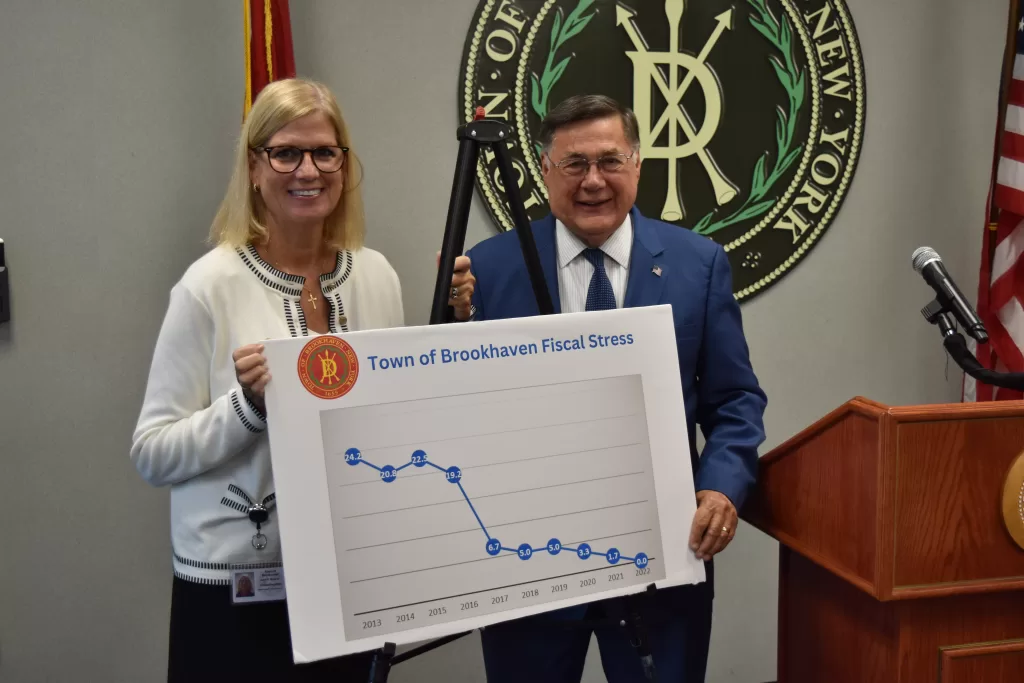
[320,374,666,639]
[344,448,651,569]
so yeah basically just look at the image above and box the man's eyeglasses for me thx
[552,151,636,177]
[255,146,349,173]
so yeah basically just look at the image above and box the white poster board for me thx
[262,305,704,663]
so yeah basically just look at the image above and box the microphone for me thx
[912,247,988,343]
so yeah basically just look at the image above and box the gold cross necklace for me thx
[263,246,331,310]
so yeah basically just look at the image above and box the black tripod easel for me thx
[366,106,553,683]
[429,107,554,323]
[367,108,661,682]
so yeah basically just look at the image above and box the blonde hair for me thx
[210,78,365,251]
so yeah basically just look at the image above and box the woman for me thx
[131,78,475,681]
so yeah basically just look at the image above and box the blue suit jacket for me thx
[467,207,767,509]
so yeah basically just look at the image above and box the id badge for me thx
[230,564,286,605]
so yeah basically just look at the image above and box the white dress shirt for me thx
[555,215,633,313]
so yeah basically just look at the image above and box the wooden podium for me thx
[743,397,1024,682]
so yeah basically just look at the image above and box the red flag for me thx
[968,0,1024,402]
[244,0,296,118]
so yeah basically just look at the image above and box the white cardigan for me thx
[131,244,404,584]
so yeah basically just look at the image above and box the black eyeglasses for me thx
[255,146,349,173]
[552,151,636,177]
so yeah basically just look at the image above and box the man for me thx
[466,95,767,682]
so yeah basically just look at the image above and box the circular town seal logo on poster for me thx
[459,0,866,301]
[297,336,359,399]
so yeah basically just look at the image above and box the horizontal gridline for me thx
[350,529,653,584]
[330,412,640,461]
[336,441,643,488]
[345,383,613,421]
[352,556,658,616]
[345,500,650,551]
[339,472,647,520]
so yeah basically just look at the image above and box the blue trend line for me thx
[347,447,647,566]
[457,481,490,538]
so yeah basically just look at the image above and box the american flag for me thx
[243,0,296,119]
[968,1,1024,402]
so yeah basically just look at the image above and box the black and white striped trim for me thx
[173,569,231,586]
[244,393,266,422]
[175,553,232,572]
[221,497,248,514]
[172,553,281,586]
[231,391,263,433]
[327,293,350,333]
[321,250,354,294]
[237,245,304,297]
[228,561,282,571]
[237,245,351,299]
[228,484,253,505]
[295,301,309,336]
[221,486,277,516]
[320,250,353,295]
[283,299,298,337]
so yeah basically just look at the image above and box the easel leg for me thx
[431,136,478,325]
[368,642,396,683]
[429,113,554,323]
[622,584,659,682]
[366,632,472,682]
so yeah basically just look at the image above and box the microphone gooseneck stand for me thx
[923,306,1024,392]
[367,110,660,682]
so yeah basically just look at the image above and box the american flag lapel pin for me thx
[652,265,662,277]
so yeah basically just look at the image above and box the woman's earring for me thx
[253,183,260,193]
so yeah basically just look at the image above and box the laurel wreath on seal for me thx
[530,0,805,236]
[692,0,806,235]
[530,0,597,158]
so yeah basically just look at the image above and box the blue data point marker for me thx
[445,466,462,484]
[486,539,501,556]
[411,449,428,467]
[635,553,649,568]
[576,543,592,560]
[379,465,397,483]
[606,548,621,564]
[344,448,362,466]
[546,538,562,555]
[517,544,533,560]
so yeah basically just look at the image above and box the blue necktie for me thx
[583,248,616,311]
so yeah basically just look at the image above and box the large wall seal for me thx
[459,0,866,301]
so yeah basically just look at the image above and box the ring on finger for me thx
[451,286,459,299]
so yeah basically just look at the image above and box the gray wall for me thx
[0,0,1006,681]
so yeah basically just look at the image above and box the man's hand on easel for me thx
[436,251,476,321]
[688,490,738,561]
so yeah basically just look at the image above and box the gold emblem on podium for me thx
[1001,452,1024,550]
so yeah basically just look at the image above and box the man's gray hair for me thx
[537,94,641,155]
